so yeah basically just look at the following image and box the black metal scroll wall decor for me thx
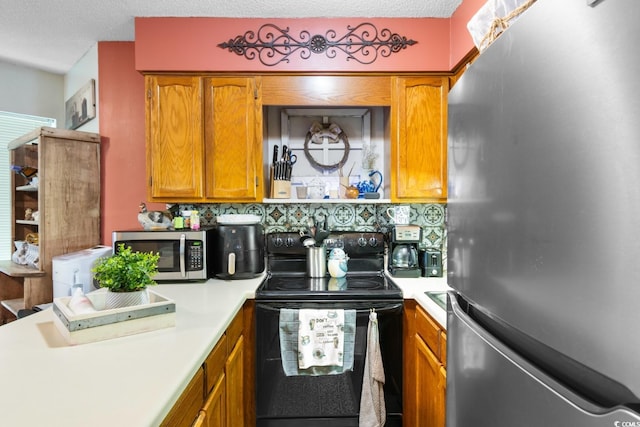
[218,22,417,66]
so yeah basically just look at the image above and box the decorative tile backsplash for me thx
[176,202,447,251]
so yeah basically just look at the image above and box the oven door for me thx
[255,300,403,427]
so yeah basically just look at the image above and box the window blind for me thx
[0,112,56,260]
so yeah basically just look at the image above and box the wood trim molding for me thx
[449,47,480,89]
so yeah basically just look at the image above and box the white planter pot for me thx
[105,289,149,310]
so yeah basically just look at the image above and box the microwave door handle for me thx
[180,234,186,277]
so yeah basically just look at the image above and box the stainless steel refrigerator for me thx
[446,0,640,425]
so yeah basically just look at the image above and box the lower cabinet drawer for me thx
[160,367,205,427]
[416,304,443,361]
[205,334,227,394]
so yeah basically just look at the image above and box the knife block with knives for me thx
[270,144,293,199]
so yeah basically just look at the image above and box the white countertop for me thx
[390,275,451,328]
[0,273,448,427]
[0,275,264,427]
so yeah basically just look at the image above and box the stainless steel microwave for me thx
[112,229,212,281]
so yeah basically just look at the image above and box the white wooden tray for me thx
[52,288,175,345]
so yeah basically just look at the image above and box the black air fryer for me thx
[212,224,264,279]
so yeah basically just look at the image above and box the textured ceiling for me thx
[0,0,462,74]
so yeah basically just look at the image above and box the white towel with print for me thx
[298,309,345,369]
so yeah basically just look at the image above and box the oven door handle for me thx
[255,302,403,313]
[354,303,403,314]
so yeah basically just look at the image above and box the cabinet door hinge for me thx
[147,89,152,99]
[255,177,259,187]
[149,176,152,187]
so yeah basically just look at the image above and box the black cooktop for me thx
[257,230,403,301]
[256,272,403,301]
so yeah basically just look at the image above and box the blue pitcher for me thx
[356,170,383,196]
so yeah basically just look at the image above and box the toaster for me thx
[419,249,443,278]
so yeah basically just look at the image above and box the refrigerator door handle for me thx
[449,292,639,415]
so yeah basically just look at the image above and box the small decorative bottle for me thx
[190,211,200,230]
[182,211,191,229]
[67,270,97,314]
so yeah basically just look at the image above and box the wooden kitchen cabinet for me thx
[146,75,204,200]
[198,373,226,427]
[390,76,448,202]
[224,335,245,425]
[161,367,206,427]
[203,77,263,201]
[146,73,452,203]
[202,306,246,427]
[415,330,446,427]
[145,75,263,203]
[404,300,447,427]
[162,302,254,427]
[1,127,101,323]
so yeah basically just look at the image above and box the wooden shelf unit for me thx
[1,127,101,324]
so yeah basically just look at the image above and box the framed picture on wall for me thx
[65,79,96,130]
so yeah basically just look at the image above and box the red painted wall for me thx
[97,42,165,245]
[96,2,485,243]
[450,0,486,67]
[135,18,452,72]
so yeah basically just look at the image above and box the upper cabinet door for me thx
[203,77,262,201]
[391,76,448,202]
[146,76,204,200]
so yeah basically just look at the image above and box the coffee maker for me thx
[388,225,421,278]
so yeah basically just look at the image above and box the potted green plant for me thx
[92,243,160,309]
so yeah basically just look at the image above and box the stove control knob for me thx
[285,236,295,247]
[273,236,284,247]
[357,237,367,247]
[369,236,380,247]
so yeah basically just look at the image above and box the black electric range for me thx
[255,231,404,427]
[256,231,403,301]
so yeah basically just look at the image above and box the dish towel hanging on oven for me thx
[359,309,386,427]
[279,308,355,376]
[298,309,344,369]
